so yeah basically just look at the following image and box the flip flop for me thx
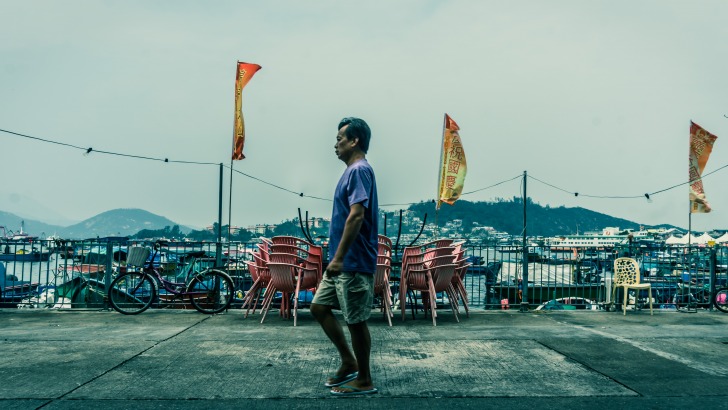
[330,383,378,396]
[324,371,358,387]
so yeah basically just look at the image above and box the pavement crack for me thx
[35,316,212,410]
[567,322,728,377]
[535,339,642,397]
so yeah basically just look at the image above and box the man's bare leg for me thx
[332,320,374,390]
[311,303,358,376]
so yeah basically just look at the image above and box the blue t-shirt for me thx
[329,159,378,274]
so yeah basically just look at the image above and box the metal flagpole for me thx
[434,114,447,237]
[228,158,234,243]
[520,170,529,312]
[683,203,697,312]
[216,163,224,267]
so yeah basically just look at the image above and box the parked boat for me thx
[0,221,39,242]
[535,297,601,310]
[0,248,52,262]
[54,276,107,308]
[1,264,41,308]
[491,283,607,306]
[56,263,106,278]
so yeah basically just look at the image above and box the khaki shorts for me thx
[312,271,374,324]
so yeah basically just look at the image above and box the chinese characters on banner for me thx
[437,114,467,209]
[232,62,261,160]
[689,121,717,213]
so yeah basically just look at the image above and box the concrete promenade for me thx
[2,307,728,409]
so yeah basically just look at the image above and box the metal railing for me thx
[0,239,258,309]
[2,238,726,312]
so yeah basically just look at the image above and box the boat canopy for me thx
[715,232,728,243]
[695,232,715,244]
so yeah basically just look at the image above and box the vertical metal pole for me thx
[103,240,113,310]
[688,211,692,248]
[521,170,529,312]
[709,247,717,311]
[216,163,223,267]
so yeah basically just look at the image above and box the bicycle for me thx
[108,240,233,315]
[672,278,712,309]
[714,286,728,313]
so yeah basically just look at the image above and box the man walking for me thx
[310,117,379,396]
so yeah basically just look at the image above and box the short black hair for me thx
[338,117,371,153]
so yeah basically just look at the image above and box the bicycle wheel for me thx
[187,269,233,314]
[109,272,156,315]
[715,287,728,313]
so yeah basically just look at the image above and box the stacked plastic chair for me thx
[259,236,322,326]
[449,241,472,318]
[399,239,464,325]
[405,249,459,326]
[240,239,272,317]
[451,251,472,317]
[375,235,394,326]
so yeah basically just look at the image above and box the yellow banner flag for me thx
[232,62,261,160]
[437,114,467,208]
[689,121,717,213]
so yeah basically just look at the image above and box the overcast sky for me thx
[1,0,727,233]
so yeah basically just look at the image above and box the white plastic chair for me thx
[612,257,653,315]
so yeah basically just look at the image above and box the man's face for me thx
[335,124,357,162]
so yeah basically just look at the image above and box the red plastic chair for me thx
[450,250,472,317]
[270,244,322,282]
[421,238,454,249]
[374,256,393,326]
[261,253,319,326]
[307,244,324,281]
[423,245,456,267]
[241,251,272,317]
[378,243,391,257]
[272,235,312,248]
[399,246,425,320]
[405,253,459,326]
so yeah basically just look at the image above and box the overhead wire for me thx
[529,162,728,200]
[224,164,332,201]
[380,174,523,207]
[461,174,522,195]
[4,126,728,208]
[527,175,643,199]
[0,128,218,165]
[1,127,331,201]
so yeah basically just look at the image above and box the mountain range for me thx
[401,198,681,237]
[0,209,190,239]
[1,199,681,240]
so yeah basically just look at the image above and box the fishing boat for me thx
[0,247,52,262]
[0,221,39,242]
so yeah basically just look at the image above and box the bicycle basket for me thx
[126,247,152,269]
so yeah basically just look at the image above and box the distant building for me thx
[246,224,276,235]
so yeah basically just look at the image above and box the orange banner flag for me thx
[437,114,467,209]
[689,121,717,213]
[232,62,261,160]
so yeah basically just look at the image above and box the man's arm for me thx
[326,203,365,276]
